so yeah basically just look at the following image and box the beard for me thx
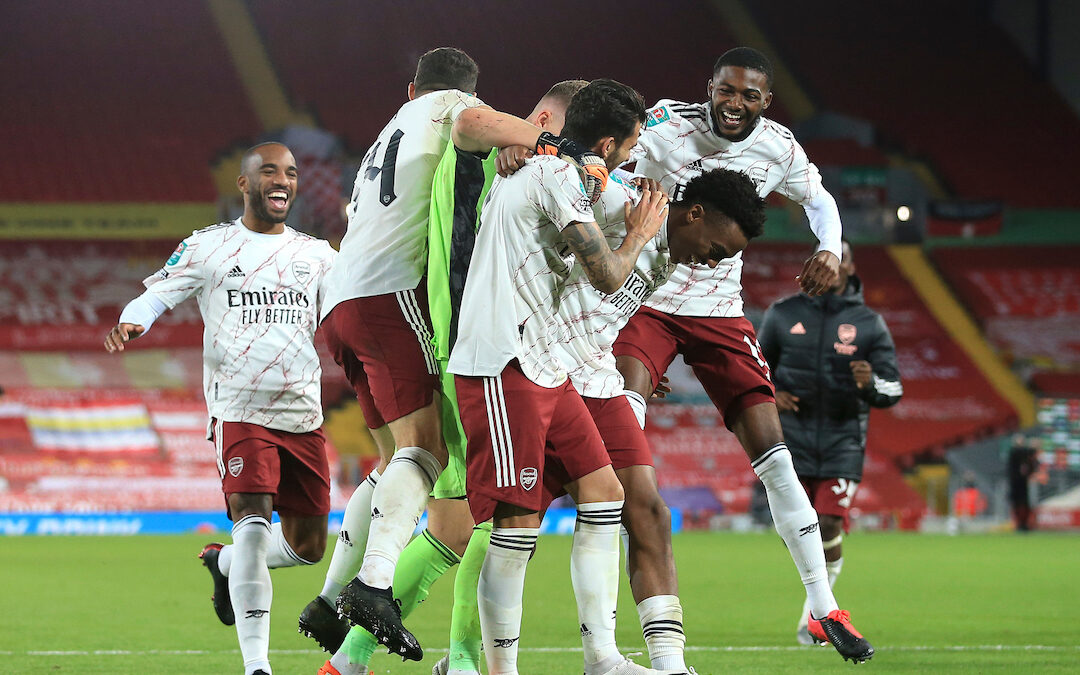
[251,194,289,224]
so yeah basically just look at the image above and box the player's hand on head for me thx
[796,250,839,296]
[623,187,669,241]
[774,390,800,412]
[630,176,666,197]
[850,360,872,389]
[495,145,533,177]
[104,323,145,353]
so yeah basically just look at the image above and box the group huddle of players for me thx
[109,44,875,675]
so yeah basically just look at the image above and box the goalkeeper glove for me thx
[535,131,609,204]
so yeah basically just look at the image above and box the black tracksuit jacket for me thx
[757,276,902,481]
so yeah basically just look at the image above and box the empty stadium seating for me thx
[1,2,258,202]
[750,0,1080,207]
[932,246,1080,395]
[245,0,787,153]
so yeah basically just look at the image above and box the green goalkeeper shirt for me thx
[426,144,496,498]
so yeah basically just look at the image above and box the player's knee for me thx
[625,489,671,537]
[819,514,843,541]
[291,533,327,563]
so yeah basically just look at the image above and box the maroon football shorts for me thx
[211,418,330,518]
[455,362,611,524]
[585,395,653,470]
[613,307,775,427]
[801,476,860,532]
[321,285,439,429]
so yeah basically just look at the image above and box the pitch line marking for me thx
[4,645,1079,656]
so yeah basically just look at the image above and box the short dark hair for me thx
[240,142,290,175]
[713,47,773,88]
[560,79,646,148]
[677,169,766,239]
[542,79,590,108]
[414,47,479,93]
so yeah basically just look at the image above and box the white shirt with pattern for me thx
[631,99,842,318]
[323,89,485,316]
[550,171,673,398]
[448,155,595,388]
[143,220,336,433]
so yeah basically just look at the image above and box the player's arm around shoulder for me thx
[562,187,669,294]
[451,104,542,156]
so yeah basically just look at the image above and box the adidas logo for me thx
[580,623,592,637]
[227,265,245,278]
[790,322,807,335]
[688,159,704,172]
[339,530,352,547]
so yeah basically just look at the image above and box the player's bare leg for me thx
[303,426,394,653]
[616,355,654,407]
[733,403,872,663]
[337,401,446,661]
[616,465,687,672]
[613,356,689,673]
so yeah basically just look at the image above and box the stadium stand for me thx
[749,0,1080,208]
[0,1,259,202]
[931,246,1080,396]
[244,0,788,153]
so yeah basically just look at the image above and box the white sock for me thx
[359,447,441,589]
[230,515,273,675]
[217,543,233,576]
[827,556,844,587]
[637,595,686,671]
[479,527,537,675]
[752,444,837,620]
[329,645,369,675]
[800,539,844,628]
[573,501,624,675]
[620,524,631,578]
[321,468,380,602]
[623,390,647,430]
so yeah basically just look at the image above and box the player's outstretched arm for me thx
[104,323,145,353]
[562,188,668,294]
[104,292,169,353]
[452,107,542,154]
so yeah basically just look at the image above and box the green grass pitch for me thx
[1,531,1078,673]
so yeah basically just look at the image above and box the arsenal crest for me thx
[292,261,311,283]
[519,467,538,491]
[228,457,244,477]
[837,324,857,344]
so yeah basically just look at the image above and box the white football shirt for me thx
[448,155,595,388]
[323,89,486,316]
[143,220,336,433]
[630,99,842,317]
[550,171,673,398]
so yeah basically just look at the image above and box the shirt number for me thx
[362,129,404,206]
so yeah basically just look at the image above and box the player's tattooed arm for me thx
[562,188,668,294]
